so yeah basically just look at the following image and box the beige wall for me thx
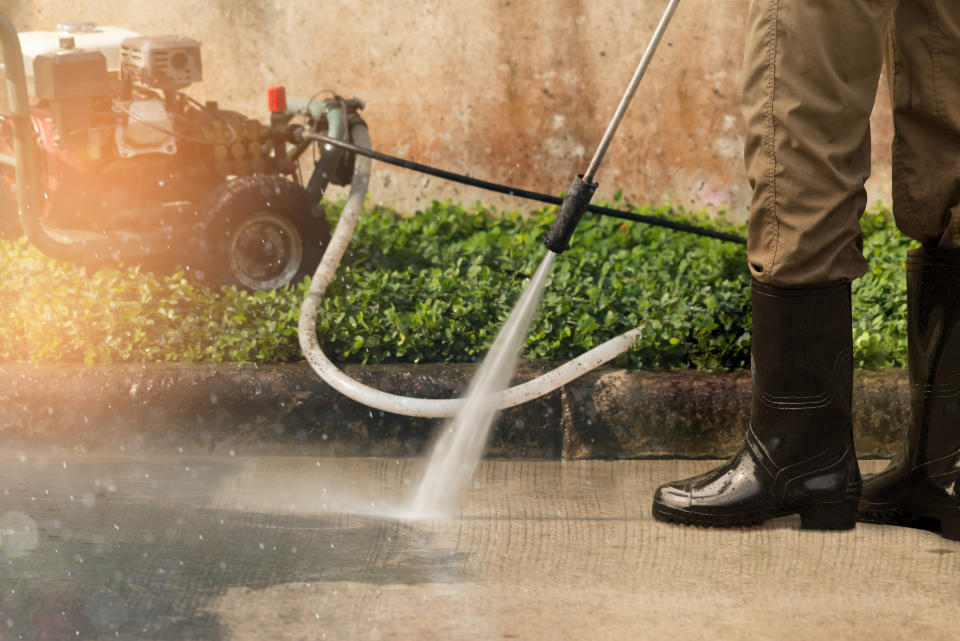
[2,0,893,220]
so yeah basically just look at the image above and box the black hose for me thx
[300,131,747,245]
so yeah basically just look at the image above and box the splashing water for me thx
[407,251,556,518]
[212,252,557,523]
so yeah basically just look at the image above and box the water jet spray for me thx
[298,0,683,424]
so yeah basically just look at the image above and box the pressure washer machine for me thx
[0,17,361,290]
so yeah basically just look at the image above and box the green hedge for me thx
[0,200,915,369]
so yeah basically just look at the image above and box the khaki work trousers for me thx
[742,0,960,286]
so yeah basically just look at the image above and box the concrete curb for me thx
[0,363,908,458]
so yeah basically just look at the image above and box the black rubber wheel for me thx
[198,175,330,291]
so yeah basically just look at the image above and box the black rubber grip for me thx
[542,174,599,253]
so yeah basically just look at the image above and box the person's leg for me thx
[653,0,889,529]
[743,0,887,286]
[885,0,960,250]
[859,0,960,541]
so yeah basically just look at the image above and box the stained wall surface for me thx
[1,0,894,220]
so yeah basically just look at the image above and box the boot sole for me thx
[652,499,857,531]
[856,505,916,527]
[857,505,960,541]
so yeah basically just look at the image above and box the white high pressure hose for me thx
[298,122,643,418]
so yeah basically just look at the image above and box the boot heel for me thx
[798,502,857,531]
[938,515,960,541]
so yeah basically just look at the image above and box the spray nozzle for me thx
[542,174,598,254]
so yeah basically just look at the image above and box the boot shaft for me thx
[906,248,960,470]
[750,279,854,465]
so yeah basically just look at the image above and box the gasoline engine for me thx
[0,21,360,290]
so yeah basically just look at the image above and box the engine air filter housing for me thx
[34,49,109,101]
[120,35,202,90]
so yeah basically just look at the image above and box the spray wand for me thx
[543,0,681,253]
[299,0,687,420]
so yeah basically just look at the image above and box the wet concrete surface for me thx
[1,453,957,641]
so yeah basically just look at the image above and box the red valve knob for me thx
[267,85,287,113]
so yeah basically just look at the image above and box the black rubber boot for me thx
[652,279,861,530]
[858,248,960,541]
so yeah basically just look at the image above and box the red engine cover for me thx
[0,107,86,220]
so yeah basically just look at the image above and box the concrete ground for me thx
[0,453,957,641]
